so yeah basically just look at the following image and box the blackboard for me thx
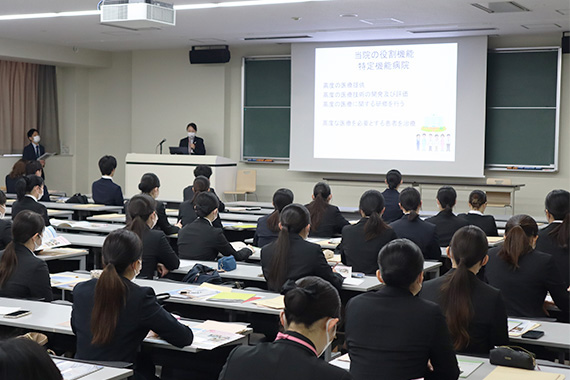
[485,48,560,171]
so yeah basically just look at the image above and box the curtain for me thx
[38,65,60,154]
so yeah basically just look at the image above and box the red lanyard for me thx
[275,332,318,357]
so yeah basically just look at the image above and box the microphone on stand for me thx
[156,138,167,154]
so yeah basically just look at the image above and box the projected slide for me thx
[314,43,457,161]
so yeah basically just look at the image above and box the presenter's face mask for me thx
[33,135,41,143]
[187,132,196,139]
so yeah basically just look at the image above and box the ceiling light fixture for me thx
[0,10,99,21]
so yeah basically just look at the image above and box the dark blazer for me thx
[154,201,179,236]
[345,286,460,380]
[382,188,403,223]
[307,204,349,237]
[179,136,206,155]
[536,223,569,288]
[0,244,53,301]
[0,219,11,250]
[22,143,45,161]
[178,217,251,261]
[178,200,223,229]
[183,186,225,212]
[425,210,469,247]
[219,330,352,380]
[11,196,50,226]
[91,178,124,207]
[420,269,509,355]
[389,215,440,260]
[72,277,193,366]
[253,213,279,248]
[458,212,499,237]
[485,247,569,318]
[261,234,344,292]
[337,218,398,275]
[137,227,180,279]
[5,175,21,194]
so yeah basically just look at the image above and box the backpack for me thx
[66,193,89,204]
[182,264,222,284]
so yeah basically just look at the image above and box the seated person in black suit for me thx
[305,182,349,237]
[219,276,351,380]
[382,169,404,223]
[426,186,468,247]
[253,188,294,248]
[0,190,12,250]
[5,159,26,194]
[486,214,569,319]
[178,122,206,155]
[178,192,252,261]
[0,210,52,301]
[182,165,225,212]
[137,172,180,235]
[389,187,440,260]
[420,226,509,355]
[22,128,45,163]
[72,229,193,379]
[345,239,460,380]
[0,338,63,380]
[536,189,569,288]
[25,160,50,202]
[179,176,223,228]
[126,194,180,279]
[91,155,124,207]
[11,175,50,226]
[337,190,397,275]
[458,190,499,236]
[261,203,344,292]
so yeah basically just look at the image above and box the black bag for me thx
[66,193,89,204]
[489,346,536,370]
[182,264,222,284]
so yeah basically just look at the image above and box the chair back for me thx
[236,170,257,193]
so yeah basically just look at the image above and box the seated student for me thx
[425,186,468,247]
[25,161,50,202]
[345,239,460,380]
[178,192,252,261]
[126,194,180,279]
[0,337,63,380]
[261,204,344,292]
[178,176,223,229]
[11,175,50,226]
[382,169,404,223]
[0,210,52,301]
[5,159,27,194]
[458,190,499,236]
[219,276,351,380]
[72,229,193,379]
[182,165,225,212]
[337,190,397,275]
[91,155,124,207]
[137,173,180,235]
[420,226,509,355]
[485,214,569,319]
[389,187,440,260]
[305,182,349,237]
[536,189,569,288]
[253,188,294,248]
[179,122,206,155]
[0,191,11,250]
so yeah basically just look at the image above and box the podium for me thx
[125,154,237,202]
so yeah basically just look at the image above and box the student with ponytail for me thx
[0,210,52,301]
[261,204,343,292]
[426,186,468,246]
[420,226,508,354]
[382,169,404,223]
[485,214,569,318]
[253,188,294,248]
[337,190,397,274]
[178,176,223,229]
[126,194,180,279]
[11,175,50,226]
[137,172,180,235]
[72,229,193,378]
[536,189,569,287]
[305,182,348,237]
[389,187,440,260]
[458,190,499,236]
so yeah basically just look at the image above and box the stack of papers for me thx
[38,226,70,250]
[508,319,541,337]
[53,359,103,380]
[254,295,285,309]
[208,292,256,303]
[458,358,484,378]
[50,274,90,290]
[170,287,220,300]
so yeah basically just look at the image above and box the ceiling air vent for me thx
[471,2,530,14]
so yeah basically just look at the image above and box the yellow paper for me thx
[207,292,256,302]
[73,204,105,209]
[199,282,231,292]
[254,295,285,309]
[483,366,565,380]
[40,248,86,255]
[89,213,124,220]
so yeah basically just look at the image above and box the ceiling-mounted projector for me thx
[100,0,175,30]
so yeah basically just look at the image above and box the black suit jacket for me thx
[72,277,193,365]
[382,188,404,223]
[337,218,398,275]
[219,331,352,380]
[0,244,52,301]
[11,196,50,226]
[5,175,20,194]
[179,136,206,155]
[345,286,460,380]
[261,234,344,292]
[458,212,499,237]
[178,217,251,261]
[154,201,179,236]
[91,178,124,207]
[485,247,569,318]
[389,215,440,260]
[22,143,45,161]
[0,219,11,250]
[420,269,509,355]
[183,186,224,211]
[137,227,180,279]
[425,210,469,247]
[307,204,349,237]
[178,200,223,229]
[536,223,569,288]
[252,213,279,248]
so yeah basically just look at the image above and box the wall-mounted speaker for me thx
[189,45,231,64]
[562,35,569,54]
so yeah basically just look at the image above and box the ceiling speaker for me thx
[189,45,231,64]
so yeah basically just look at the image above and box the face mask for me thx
[33,234,43,251]
[188,132,196,139]
[150,213,158,229]
[0,205,4,219]
[319,318,337,357]
[33,135,41,143]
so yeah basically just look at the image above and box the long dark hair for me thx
[359,190,389,240]
[268,204,310,291]
[126,194,156,239]
[399,187,421,221]
[437,186,457,212]
[267,188,294,232]
[91,229,143,345]
[190,176,210,204]
[468,190,487,209]
[0,211,45,288]
[545,189,569,248]
[138,173,160,194]
[15,175,43,201]
[440,226,488,350]
[498,214,538,269]
[0,338,63,380]
[306,182,331,232]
